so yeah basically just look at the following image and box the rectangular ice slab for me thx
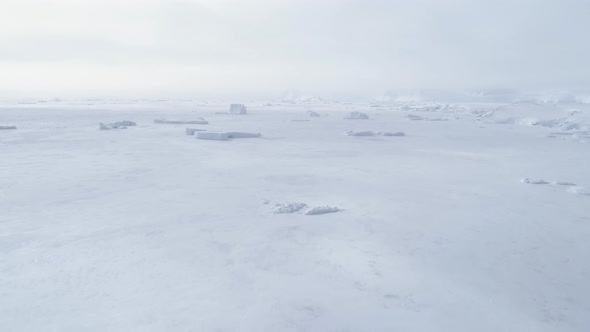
[185,128,207,135]
[0,126,17,130]
[195,132,230,141]
[227,132,261,138]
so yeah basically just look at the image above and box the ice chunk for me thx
[185,128,206,135]
[0,126,17,130]
[227,132,261,138]
[273,203,307,214]
[99,121,136,130]
[378,131,405,136]
[551,181,576,186]
[113,121,136,127]
[229,104,247,114]
[195,132,230,141]
[521,178,549,184]
[345,111,369,119]
[307,111,320,117]
[305,206,340,215]
[155,118,208,125]
[346,130,375,137]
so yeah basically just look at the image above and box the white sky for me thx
[1,0,589,99]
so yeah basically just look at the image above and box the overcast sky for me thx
[1,0,589,99]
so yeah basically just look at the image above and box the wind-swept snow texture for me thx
[1,100,589,332]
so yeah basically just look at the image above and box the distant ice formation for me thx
[229,104,247,114]
[345,111,369,120]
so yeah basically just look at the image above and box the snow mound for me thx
[273,203,307,214]
[567,186,590,195]
[305,206,340,215]
[378,131,405,136]
[345,111,369,120]
[185,128,206,136]
[521,178,549,184]
[307,111,320,117]
[0,126,17,130]
[229,104,247,114]
[154,118,208,125]
[99,121,137,130]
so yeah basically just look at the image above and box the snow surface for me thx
[154,118,208,125]
[1,99,590,331]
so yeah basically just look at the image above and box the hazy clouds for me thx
[1,0,589,99]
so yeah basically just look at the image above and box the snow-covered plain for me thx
[1,100,589,331]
